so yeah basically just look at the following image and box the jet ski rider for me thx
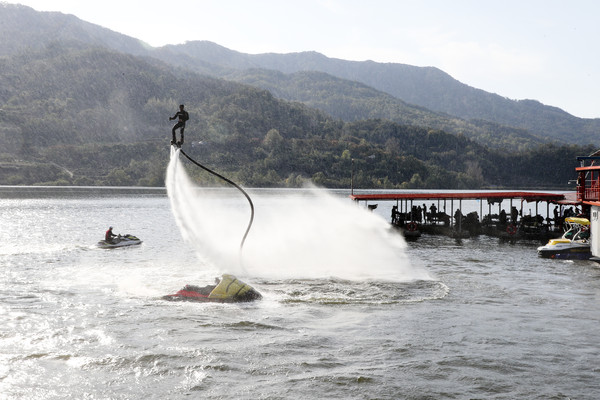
[105,226,117,243]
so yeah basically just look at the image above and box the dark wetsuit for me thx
[171,110,188,143]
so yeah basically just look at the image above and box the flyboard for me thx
[165,141,260,302]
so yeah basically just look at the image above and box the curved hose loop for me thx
[179,148,254,250]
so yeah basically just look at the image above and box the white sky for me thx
[11,0,600,119]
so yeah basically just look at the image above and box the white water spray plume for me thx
[166,147,431,282]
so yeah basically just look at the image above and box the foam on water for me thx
[166,147,432,282]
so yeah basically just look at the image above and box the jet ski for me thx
[97,234,142,249]
[537,217,591,259]
[163,274,262,303]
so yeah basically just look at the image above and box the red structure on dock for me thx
[575,156,600,258]
[576,156,600,205]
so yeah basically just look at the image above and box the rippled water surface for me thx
[1,184,600,399]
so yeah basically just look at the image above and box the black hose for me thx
[179,148,254,250]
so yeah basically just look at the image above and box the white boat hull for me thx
[97,234,142,249]
[537,240,590,259]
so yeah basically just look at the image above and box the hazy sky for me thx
[12,0,600,119]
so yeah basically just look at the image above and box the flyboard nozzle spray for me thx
[179,147,255,260]
[162,146,260,302]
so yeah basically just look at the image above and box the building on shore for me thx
[575,155,600,260]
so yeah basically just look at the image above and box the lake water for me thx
[1,150,599,399]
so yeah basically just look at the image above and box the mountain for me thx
[0,3,151,56]
[2,4,596,148]
[218,68,545,150]
[157,41,600,146]
[148,44,559,150]
[0,4,594,189]
[0,42,589,189]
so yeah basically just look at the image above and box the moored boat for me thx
[537,217,591,259]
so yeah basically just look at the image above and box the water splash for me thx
[166,147,432,282]
[166,147,250,272]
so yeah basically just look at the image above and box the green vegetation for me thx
[225,69,549,151]
[158,41,600,147]
[0,38,593,189]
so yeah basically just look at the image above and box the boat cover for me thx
[208,274,262,301]
[163,274,262,302]
[564,217,590,226]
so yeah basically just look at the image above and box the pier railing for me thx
[576,156,600,203]
[582,184,600,202]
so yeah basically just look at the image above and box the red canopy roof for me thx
[350,191,566,203]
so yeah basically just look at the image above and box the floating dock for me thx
[351,191,578,241]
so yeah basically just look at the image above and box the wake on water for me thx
[166,147,432,282]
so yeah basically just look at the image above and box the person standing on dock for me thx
[391,205,399,224]
[511,206,518,224]
[499,209,507,226]
[454,209,463,225]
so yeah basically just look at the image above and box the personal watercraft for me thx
[537,217,591,259]
[163,274,262,303]
[97,234,142,249]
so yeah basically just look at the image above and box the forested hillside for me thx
[0,4,595,189]
[2,4,598,149]
[0,43,592,189]
[223,68,546,150]
[159,41,600,146]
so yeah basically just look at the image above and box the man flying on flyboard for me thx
[169,104,189,147]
